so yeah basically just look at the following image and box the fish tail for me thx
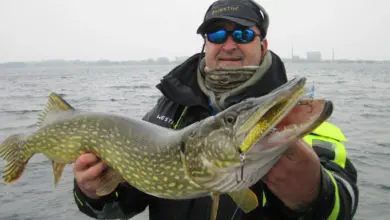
[0,134,33,183]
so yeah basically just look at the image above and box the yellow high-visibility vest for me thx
[261,121,348,220]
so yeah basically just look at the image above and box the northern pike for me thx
[0,77,333,220]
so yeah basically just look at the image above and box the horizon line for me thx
[1,57,390,65]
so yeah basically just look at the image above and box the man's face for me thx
[204,21,267,70]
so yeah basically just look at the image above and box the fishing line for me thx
[231,155,247,220]
[230,190,247,220]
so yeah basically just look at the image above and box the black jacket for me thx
[73,51,359,220]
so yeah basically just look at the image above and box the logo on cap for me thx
[211,6,240,16]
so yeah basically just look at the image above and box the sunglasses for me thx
[206,29,261,44]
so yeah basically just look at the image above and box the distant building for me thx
[306,51,322,61]
[292,55,301,61]
[156,57,170,64]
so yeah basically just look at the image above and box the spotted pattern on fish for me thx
[0,77,329,219]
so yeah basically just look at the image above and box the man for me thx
[72,0,359,219]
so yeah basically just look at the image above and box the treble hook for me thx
[237,153,246,182]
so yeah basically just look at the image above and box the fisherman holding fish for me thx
[71,0,359,219]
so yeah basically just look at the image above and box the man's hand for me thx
[73,153,107,199]
[263,139,321,211]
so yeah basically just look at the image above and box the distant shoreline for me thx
[1,58,389,68]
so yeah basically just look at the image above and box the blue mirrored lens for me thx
[233,29,255,43]
[206,29,256,44]
[207,30,227,43]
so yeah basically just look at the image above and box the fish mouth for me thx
[235,77,331,153]
[255,99,333,151]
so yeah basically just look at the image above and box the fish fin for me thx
[37,92,75,127]
[210,192,220,220]
[0,134,33,183]
[51,161,66,186]
[228,189,259,213]
[95,168,124,196]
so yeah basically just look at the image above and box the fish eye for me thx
[225,113,237,125]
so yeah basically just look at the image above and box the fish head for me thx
[181,77,333,193]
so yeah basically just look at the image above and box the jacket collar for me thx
[156,50,288,109]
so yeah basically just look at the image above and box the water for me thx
[0,62,389,219]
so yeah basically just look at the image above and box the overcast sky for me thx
[0,0,388,62]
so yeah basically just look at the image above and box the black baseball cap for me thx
[196,0,269,39]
